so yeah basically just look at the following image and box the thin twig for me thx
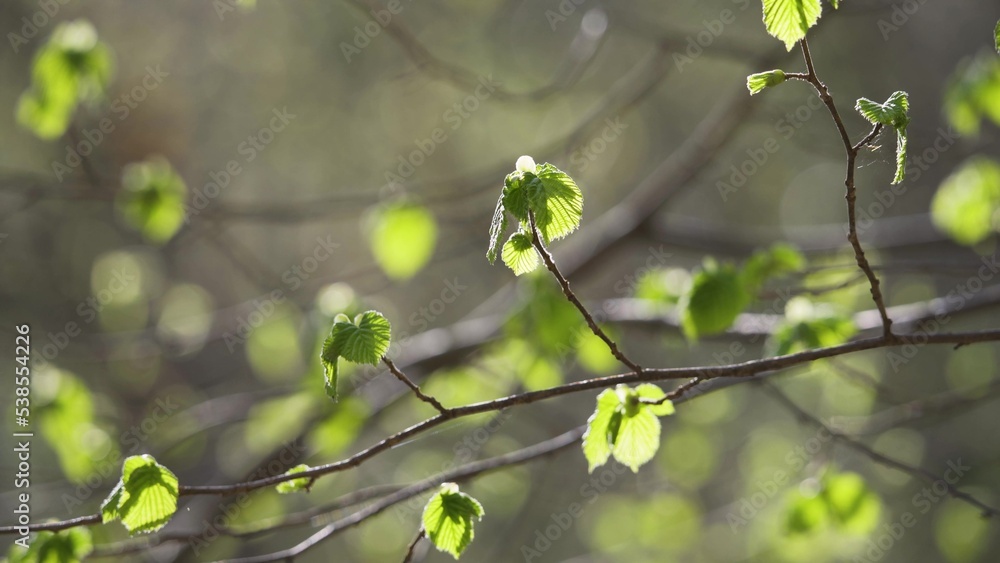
[401,529,425,563]
[764,384,999,518]
[791,38,894,338]
[527,210,644,374]
[384,358,449,415]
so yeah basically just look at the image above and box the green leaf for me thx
[321,310,391,401]
[16,20,113,139]
[369,203,437,280]
[742,243,806,290]
[823,472,881,534]
[422,483,485,559]
[486,193,508,264]
[101,455,179,535]
[582,388,620,472]
[679,260,751,339]
[8,528,92,563]
[785,493,829,535]
[276,464,312,494]
[532,163,584,243]
[116,157,187,244]
[582,384,673,473]
[762,0,822,50]
[855,91,910,184]
[747,69,787,95]
[931,157,1000,245]
[501,231,539,276]
[944,53,1000,136]
[767,298,856,356]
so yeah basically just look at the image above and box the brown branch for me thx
[8,328,1000,537]
[528,210,643,374]
[384,358,449,415]
[401,529,424,563]
[789,38,894,338]
[764,384,1000,518]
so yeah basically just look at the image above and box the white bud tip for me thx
[515,155,537,174]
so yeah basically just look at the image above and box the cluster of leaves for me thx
[785,470,882,536]
[583,384,676,473]
[17,20,113,139]
[487,155,584,276]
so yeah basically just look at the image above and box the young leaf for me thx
[276,464,312,494]
[422,483,485,559]
[767,297,856,356]
[321,311,392,401]
[747,69,787,95]
[944,54,1000,136]
[742,243,806,290]
[9,528,92,563]
[582,388,620,472]
[930,157,1000,245]
[501,232,539,276]
[582,384,674,473]
[855,91,910,184]
[100,455,179,535]
[116,157,188,244]
[822,472,881,534]
[486,193,507,264]
[679,261,751,339]
[369,203,437,280]
[762,0,823,50]
[532,163,584,243]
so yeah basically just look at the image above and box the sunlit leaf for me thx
[116,157,188,244]
[501,231,539,276]
[747,69,787,95]
[101,455,179,535]
[582,389,620,473]
[679,260,750,339]
[855,91,911,184]
[369,203,437,280]
[8,528,92,563]
[321,311,391,401]
[583,384,674,473]
[762,0,822,50]
[931,157,1000,245]
[422,483,484,559]
[944,53,1000,135]
[276,464,312,494]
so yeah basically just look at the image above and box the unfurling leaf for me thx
[747,69,787,95]
[321,310,391,401]
[276,464,312,494]
[422,483,484,559]
[855,91,910,184]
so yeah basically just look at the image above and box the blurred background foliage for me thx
[2,0,1000,561]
